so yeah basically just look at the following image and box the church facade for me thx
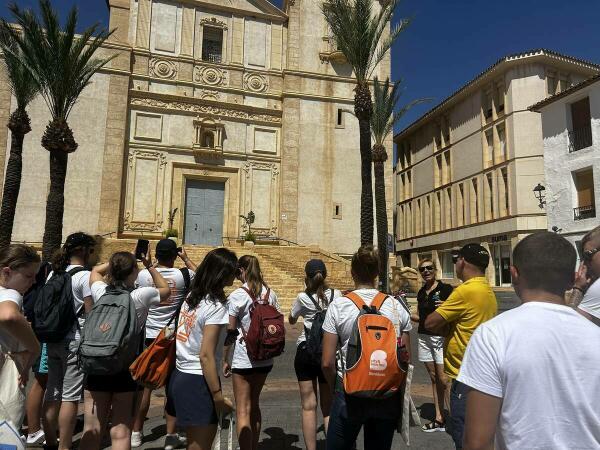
[0,0,392,256]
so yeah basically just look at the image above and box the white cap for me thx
[578,278,600,320]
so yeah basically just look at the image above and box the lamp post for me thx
[533,183,546,209]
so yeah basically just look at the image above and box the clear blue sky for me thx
[3,0,600,132]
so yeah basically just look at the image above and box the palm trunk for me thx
[0,109,31,250]
[41,118,77,261]
[373,144,388,291]
[355,83,374,246]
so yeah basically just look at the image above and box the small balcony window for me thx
[573,168,596,221]
[569,97,592,152]
[202,27,223,63]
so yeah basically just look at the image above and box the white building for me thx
[531,74,600,256]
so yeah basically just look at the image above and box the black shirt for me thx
[417,281,453,335]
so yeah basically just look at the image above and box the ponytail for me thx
[238,255,267,299]
[306,272,329,306]
[51,247,70,273]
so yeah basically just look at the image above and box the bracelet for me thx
[573,286,584,293]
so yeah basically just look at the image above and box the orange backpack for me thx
[343,291,407,399]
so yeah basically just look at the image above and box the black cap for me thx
[64,232,95,250]
[458,243,490,270]
[156,239,178,259]
[305,259,327,278]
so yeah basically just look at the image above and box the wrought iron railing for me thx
[568,126,593,152]
[574,205,596,221]
[202,53,222,63]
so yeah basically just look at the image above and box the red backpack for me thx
[241,286,285,361]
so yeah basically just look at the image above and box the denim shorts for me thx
[447,380,468,449]
[169,369,218,427]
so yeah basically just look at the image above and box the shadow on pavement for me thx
[258,427,302,450]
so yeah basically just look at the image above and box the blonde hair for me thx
[238,255,267,298]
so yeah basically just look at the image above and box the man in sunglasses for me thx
[424,243,497,450]
[575,226,600,325]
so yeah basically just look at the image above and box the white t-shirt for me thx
[322,289,412,379]
[46,264,92,341]
[90,281,160,335]
[457,302,600,450]
[227,284,281,369]
[0,287,25,353]
[578,277,600,320]
[136,267,195,339]
[290,289,342,346]
[175,295,229,375]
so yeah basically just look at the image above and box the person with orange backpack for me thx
[321,246,412,450]
[223,255,284,450]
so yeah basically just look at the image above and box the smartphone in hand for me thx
[135,239,150,260]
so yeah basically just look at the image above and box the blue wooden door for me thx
[184,180,225,246]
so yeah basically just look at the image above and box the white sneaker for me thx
[164,433,186,450]
[131,431,143,448]
[26,429,46,444]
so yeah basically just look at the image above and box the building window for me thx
[415,199,422,236]
[444,188,452,229]
[435,155,442,187]
[202,26,223,63]
[439,251,455,279]
[424,196,432,234]
[201,131,215,148]
[569,97,592,152]
[495,81,505,114]
[573,168,596,220]
[483,90,493,121]
[405,203,412,239]
[333,203,342,219]
[547,71,557,96]
[405,171,412,199]
[443,151,451,185]
[497,124,507,161]
[484,172,494,220]
[193,117,224,154]
[500,167,509,216]
[397,205,404,239]
[485,130,494,167]
[442,116,451,147]
[470,178,479,223]
[457,183,465,227]
[336,108,345,128]
[434,191,442,232]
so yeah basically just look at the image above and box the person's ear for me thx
[510,266,519,285]
[0,267,10,279]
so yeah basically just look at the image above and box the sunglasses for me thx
[419,265,435,273]
[452,254,460,264]
[583,248,600,262]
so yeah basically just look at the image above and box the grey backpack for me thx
[78,286,141,376]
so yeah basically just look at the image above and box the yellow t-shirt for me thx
[436,276,497,379]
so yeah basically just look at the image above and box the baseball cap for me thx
[156,238,178,259]
[64,232,96,250]
[305,259,327,278]
[457,243,490,269]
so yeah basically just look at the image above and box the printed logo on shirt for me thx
[176,308,197,343]
[369,350,387,372]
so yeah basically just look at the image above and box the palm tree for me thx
[3,0,114,259]
[322,0,408,246]
[0,31,39,250]
[371,77,424,290]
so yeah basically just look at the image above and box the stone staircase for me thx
[182,244,354,311]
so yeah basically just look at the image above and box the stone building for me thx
[1,0,392,257]
[531,74,600,259]
[393,50,598,287]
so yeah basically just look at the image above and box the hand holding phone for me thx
[135,239,150,260]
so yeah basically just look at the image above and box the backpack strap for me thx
[67,266,86,277]
[180,268,191,294]
[262,288,271,304]
[370,292,389,311]
[241,286,257,303]
[330,289,335,303]
[345,292,366,310]
[305,292,322,311]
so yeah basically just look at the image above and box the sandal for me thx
[421,420,445,433]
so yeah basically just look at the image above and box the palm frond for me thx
[370,76,430,145]
[322,0,407,83]
[5,0,115,121]
[0,24,39,110]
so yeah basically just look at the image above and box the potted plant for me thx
[165,208,179,242]
[240,211,256,246]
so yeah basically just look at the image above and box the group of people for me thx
[0,225,599,450]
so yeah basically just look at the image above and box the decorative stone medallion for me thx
[243,72,269,93]
[149,58,178,80]
[194,65,228,86]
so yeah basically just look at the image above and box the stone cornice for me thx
[176,0,288,23]
[129,91,282,125]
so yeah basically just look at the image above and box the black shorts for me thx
[231,365,273,376]
[85,369,138,393]
[168,369,218,427]
[294,342,326,383]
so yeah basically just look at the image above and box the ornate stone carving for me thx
[195,89,220,101]
[123,212,163,232]
[130,97,282,124]
[242,162,280,180]
[200,17,228,30]
[127,149,167,168]
[149,58,178,80]
[194,65,228,86]
[243,73,269,93]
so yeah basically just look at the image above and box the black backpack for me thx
[33,266,86,343]
[304,289,335,364]
[179,267,191,298]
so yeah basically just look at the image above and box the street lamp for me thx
[533,183,546,209]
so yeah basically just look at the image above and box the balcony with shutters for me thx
[573,205,596,221]
[568,126,593,152]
